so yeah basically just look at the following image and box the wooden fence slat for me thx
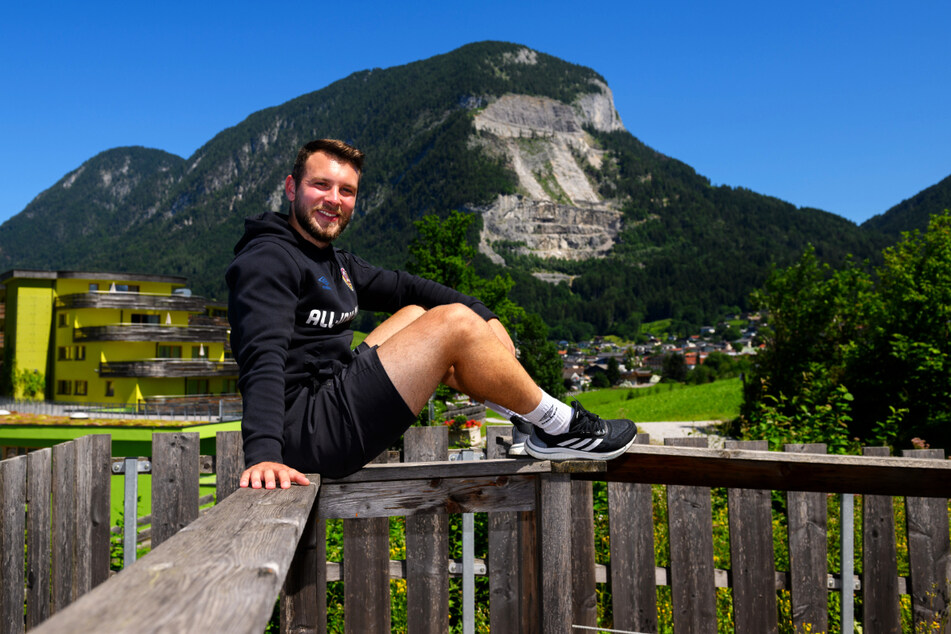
[73,436,93,599]
[151,432,200,547]
[281,484,325,634]
[486,426,532,634]
[785,443,828,633]
[404,426,449,634]
[89,434,112,589]
[344,450,392,633]
[902,448,951,632]
[26,448,52,629]
[725,439,777,634]
[1,454,27,634]
[571,479,597,628]
[31,483,318,634]
[862,446,901,633]
[215,430,244,502]
[519,505,539,634]
[51,439,77,612]
[609,433,657,633]
[536,471,572,634]
[666,436,717,634]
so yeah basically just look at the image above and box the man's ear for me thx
[284,175,297,202]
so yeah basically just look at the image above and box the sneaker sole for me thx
[524,437,636,461]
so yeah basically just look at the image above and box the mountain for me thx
[0,41,895,338]
[861,174,951,236]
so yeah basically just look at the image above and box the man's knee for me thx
[428,303,483,329]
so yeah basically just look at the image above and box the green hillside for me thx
[0,41,904,337]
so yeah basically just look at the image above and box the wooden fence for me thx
[2,428,951,632]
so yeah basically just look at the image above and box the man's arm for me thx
[226,241,299,468]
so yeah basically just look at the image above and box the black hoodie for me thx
[226,212,497,467]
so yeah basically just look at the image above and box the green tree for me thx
[407,210,564,396]
[739,211,951,449]
[606,357,621,386]
[661,353,687,383]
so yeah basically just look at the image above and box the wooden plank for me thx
[786,443,828,634]
[51,440,77,612]
[861,446,901,633]
[344,451,392,633]
[519,499,539,633]
[281,480,324,634]
[31,484,318,634]
[151,432,200,547]
[536,472,572,634]
[1,455,27,634]
[72,436,93,599]
[665,437,717,634]
[404,426,449,634]
[591,443,951,496]
[89,434,112,589]
[322,458,555,483]
[608,434,657,633]
[725,440,777,634]
[902,448,951,632]
[26,448,52,629]
[571,479,597,628]
[318,474,536,519]
[486,426,523,634]
[216,430,244,502]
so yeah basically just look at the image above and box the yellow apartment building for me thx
[0,270,236,406]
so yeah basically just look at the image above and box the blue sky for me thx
[1,0,948,227]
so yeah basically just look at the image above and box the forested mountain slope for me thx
[0,41,899,337]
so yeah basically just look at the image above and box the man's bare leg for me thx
[374,303,542,415]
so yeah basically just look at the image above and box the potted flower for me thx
[445,415,483,447]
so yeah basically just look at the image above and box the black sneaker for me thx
[525,401,636,460]
[509,415,532,456]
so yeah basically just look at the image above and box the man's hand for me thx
[240,461,311,490]
[488,318,517,357]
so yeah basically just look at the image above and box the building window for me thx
[191,345,207,359]
[105,381,114,397]
[58,313,68,327]
[89,283,99,292]
[222,379,237,394]
[74,380,87,396]
[131,314,160,325]
[157,345,182,358]
[186,379,210,395]
[74,346,85,361]
[56,380,71,395]
[114,284,140,293]
[58,347,72,361]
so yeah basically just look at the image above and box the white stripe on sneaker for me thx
[558,438,602,451]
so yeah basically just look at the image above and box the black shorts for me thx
[281,343,416,478]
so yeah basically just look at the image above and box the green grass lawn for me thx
[571,378,743,422]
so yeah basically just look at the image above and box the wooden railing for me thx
[2,428,950,633]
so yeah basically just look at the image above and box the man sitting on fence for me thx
[226,139,637,489]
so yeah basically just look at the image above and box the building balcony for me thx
[98,359,238,378]
[57,292,207,312]
[74,324,228,343]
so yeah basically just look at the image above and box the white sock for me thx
[521,392,573,435]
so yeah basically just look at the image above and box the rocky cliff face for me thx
[471,76,626,263]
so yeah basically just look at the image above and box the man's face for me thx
[286,151,360,247]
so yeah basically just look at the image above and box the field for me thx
[571,378,743,422]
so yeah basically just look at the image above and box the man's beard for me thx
[292,197,351,244]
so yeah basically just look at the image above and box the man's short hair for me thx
[291,139,365,185]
